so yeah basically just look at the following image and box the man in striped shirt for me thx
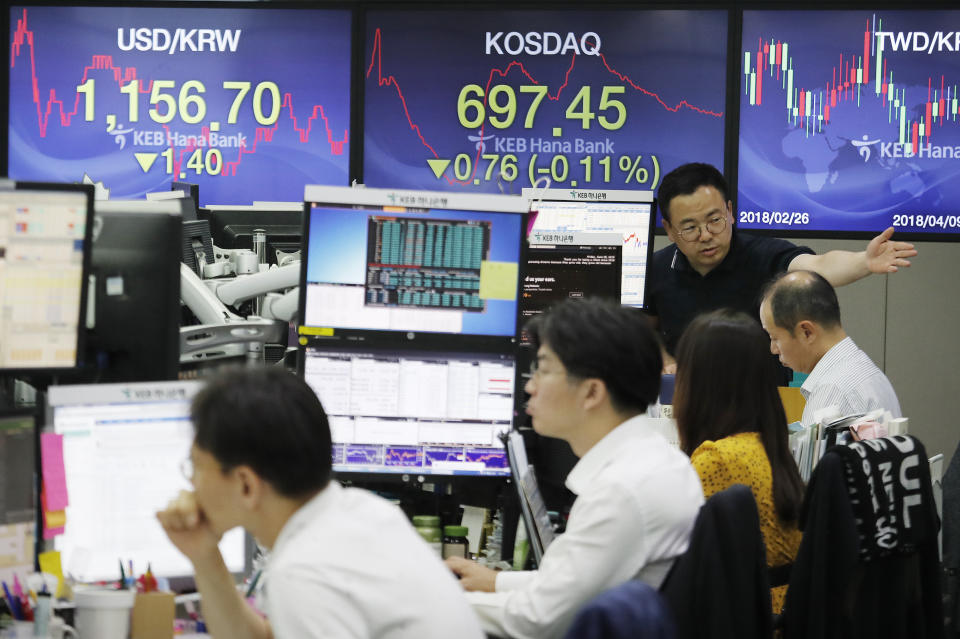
[759,270,902,426]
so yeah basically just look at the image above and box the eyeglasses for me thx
[529,360,574,382]
[676,214,727,242]
[180,457,194,483]
[529,362,559,380]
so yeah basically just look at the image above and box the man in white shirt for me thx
[446,298,704,639]
[157,367,483,639]
[759,270,902,425]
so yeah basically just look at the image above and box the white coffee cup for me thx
[74,589,134,639]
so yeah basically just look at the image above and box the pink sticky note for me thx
[42,526,65,540]
[40,433,69,511]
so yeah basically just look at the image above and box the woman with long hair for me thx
[674,309,804,612]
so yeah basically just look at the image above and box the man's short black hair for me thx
[657,163,730,223]
[191,366,332,498]
[525,298,662,414]
[763,270,842,334]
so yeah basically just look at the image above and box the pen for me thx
[244,569,262,598]
[145,564,157,592]
[2,580,22,620]
[13,576,32,621]
[19,591,33,621]
[119,559,126,590]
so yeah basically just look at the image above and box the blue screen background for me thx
[8,6,351,206]
[739,10,960,234]
[363,10,727,199]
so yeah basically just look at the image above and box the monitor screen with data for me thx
[300,186,527,344]
[0,183,93,371]
[302,345,514,477]
[523,189,655,308]
[46,381,246,583]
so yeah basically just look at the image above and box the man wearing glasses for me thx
[446,298,703,639]
[647,162,918,373]
[157,367,484,639]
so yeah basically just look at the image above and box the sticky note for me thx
[37,551,65,598]
[40,486,66,540]
[478,261,518,301]
[44,510,65,529]
[39,434,68,511]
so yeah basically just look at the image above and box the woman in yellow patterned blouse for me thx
[673,309,804,613]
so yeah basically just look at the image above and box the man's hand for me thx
[157,490,222,565]
[445,556,498,592]
[866,226,917,274]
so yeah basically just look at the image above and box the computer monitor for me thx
[85,200,183,382]
[0,182,94,372]
[521,188,656,309]
[0,410,37,526]
[202,204,303,266]
[300,186,527,347]
[301,344,514,477]
[45,381,246,585]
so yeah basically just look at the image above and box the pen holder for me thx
[130,592,174,639]
[74,588,135,639]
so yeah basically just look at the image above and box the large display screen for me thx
[301,186,526,340]
[303,346,513,477]
[9,6,351,206]
[739,10,960,235]
[363,9,727,196]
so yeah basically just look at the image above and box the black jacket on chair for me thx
[781,435,944,639]
[661,484,773,639]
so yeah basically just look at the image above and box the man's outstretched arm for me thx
[789,226,917,287]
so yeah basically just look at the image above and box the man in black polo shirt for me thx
[647,163,917,372]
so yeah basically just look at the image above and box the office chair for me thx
[660,484,773,639]
[780,435,944,639]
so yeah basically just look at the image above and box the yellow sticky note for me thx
[38,550,65,598]
[44,510,66,528]
[479,261,518,301]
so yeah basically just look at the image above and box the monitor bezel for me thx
[0,181,95,375]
